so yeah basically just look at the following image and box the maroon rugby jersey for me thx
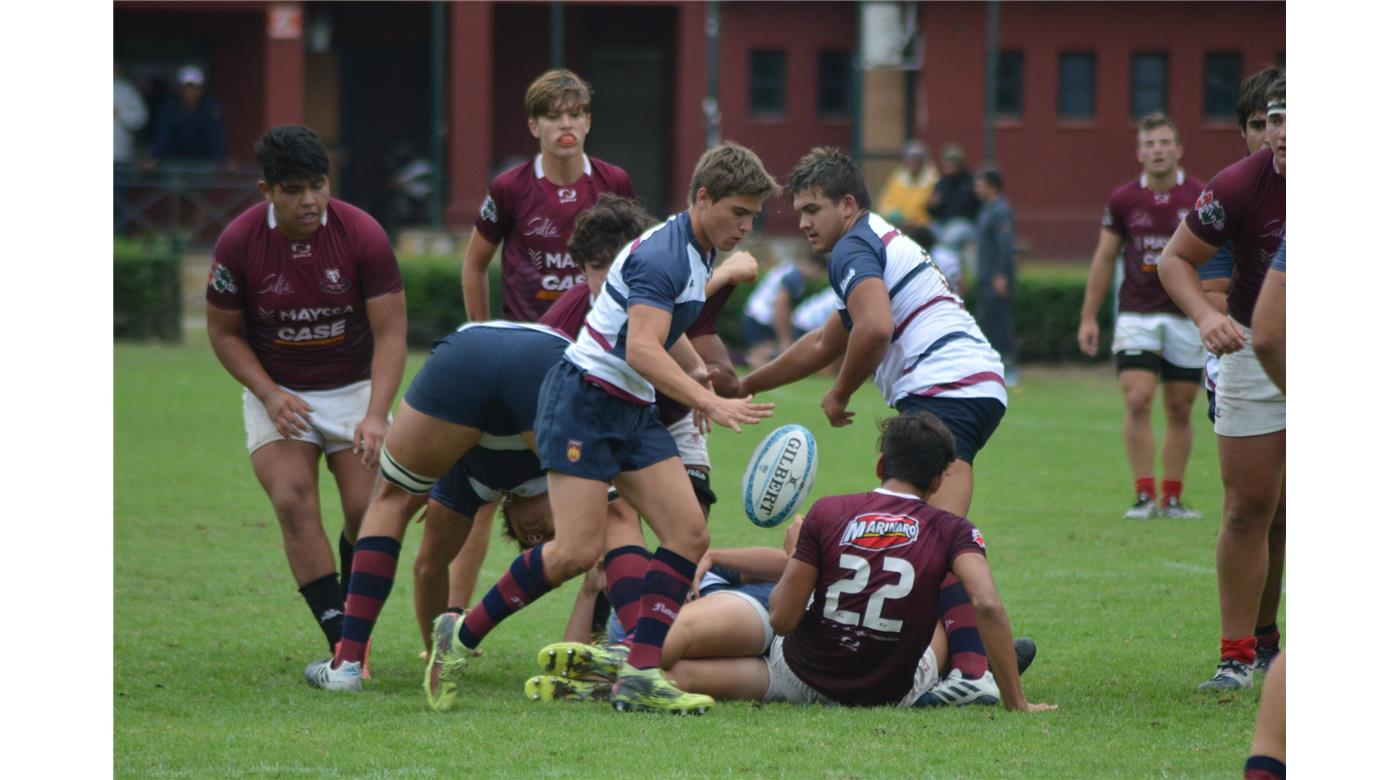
[206,200,403,391]
[1103,171,1205,315]
[475,154,634,321]
[1184,148,1285,328]
[784,488,986,707]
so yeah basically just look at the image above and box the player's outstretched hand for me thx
[1197,310,1246,355]
[1076,319,1099,357]
[263,389,313,437]
[820,388,854,427]
[1023,702,1058,713]
[706,395,775,434]
[353,414,390,468]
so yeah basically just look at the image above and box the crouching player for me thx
[667,413,1053,711]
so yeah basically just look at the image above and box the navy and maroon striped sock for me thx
[939,573,990,678]
[457,545,553,650]
[604,545,652,636]
[628,548,696,670]
[333,536,401,666]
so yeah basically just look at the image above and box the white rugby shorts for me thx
[1112,311,1207,369]
[1214,325,1286,437]
[763,636,939,707]
[242,379,372,455]
[667,414,710,469]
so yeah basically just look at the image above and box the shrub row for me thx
[114,237,182,342]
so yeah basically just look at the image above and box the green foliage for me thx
[963,274,1112,364]
[400,255,504,346]
[114,236,182,342]
[115,343,1269,779]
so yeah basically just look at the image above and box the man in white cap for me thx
[151,64,227,164]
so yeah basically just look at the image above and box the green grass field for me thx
[114,341,1276,778]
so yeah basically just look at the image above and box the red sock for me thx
[1220,635,1257,665]
[1134,477,1155,498]
[1161,480,1183,503]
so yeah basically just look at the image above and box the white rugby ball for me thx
[742,424,818,528]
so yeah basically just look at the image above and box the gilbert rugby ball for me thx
[742,424,818,528]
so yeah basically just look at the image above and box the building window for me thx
[1058,52,1096,120]
[749,49,787,118]
[1203,52,1242,120]
[1130,53,1169,117]
[995,50,1024,118]
[817,50,853,118]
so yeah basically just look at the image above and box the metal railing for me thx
[114,162,264,249]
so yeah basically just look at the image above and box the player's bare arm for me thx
[694,546,790,590]
[1202,278,1230,315]
[706,251,759,296]
[768,556,820,635]
[358,291,408,468]
[741,310,849,395]
[627,303,773,433]
[461,228,500,321]
[1159,222,1245,354]
[1078,228,1124,356]
[951,552,1057,713]
[693,333,740,397]
[823,278,893,427]
[206,303,311,436]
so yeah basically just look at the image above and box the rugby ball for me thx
[742,424,818,528]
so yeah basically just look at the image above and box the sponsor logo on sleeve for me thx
[971,527,986,549]
[209,261,237,294]
[1195,190,1226,230]
[480,194,498,223]
[839,513,919,551]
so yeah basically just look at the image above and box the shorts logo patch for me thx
[319,267,350,294]
[209,261,237,294]
[480,194,498,223]
[1195,190,1226,231]
[566,439,582,463]
[839,513,919,551]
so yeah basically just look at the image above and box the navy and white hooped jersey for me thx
[743,261,805,325]
[563,211,714,403]
[830,213,1006,407]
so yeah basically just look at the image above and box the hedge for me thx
[114,237,182,342]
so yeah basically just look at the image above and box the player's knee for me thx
[1222,497,1277,533]
[550,540,604,582]
[269,481,319,527]
[1123,392,1153,417]
[666,523,710,560]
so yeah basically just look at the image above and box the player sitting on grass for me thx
[531,413,1053,711]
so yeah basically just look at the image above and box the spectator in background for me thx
[740,251,825,365]
[974,167,1018,386]
[114,63,148,165]
[151,65,228,165]
[926,143,979,256]
[876,140,938,247]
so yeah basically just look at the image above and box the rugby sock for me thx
[628,548,697,670]
[458,545,553,650]
[1161,479,1183,503]
[1134,477,1156,499]
[1254,623,1281,654]
[604,546,652,635]
[298,573,344,654]
[938,573,989,678]
[1244,755,1285,780]
[1221,635,1258,665]
[334,536,401,666]
[337,532,355,606]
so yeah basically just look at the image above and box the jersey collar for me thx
[1139,169,1185,189]
[873,486,922,501]
[267,202,329,229]
[678,211,715,268]
[533,153,592,179]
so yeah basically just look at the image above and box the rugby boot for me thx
[424,612,472,711]
[1123,492,1159,519]
[525,674,611,702]
[304,657,363,692]
[537,641,627,680]
[1198,659,1253,691]
[1158,496,1202,519]
[333,639,371,681]
[915,669,1001,707]
[610,665,715,715]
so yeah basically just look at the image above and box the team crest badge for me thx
[1195,190,1226,230]
[319,267,350,294]
[566,439,583,463]
[209,261,237,294]
[839,513,920,551]
[480,194,498,223]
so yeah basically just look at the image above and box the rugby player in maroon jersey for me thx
[206,125,406,670]
[1159,77,1286,691]
[1077,114,1207,520]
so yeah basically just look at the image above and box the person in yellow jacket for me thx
[876,140,938,237]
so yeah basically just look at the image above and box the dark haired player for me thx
[660,413,1054,712]
[1159,79,1285,690]
[206,125,406,667]
[423,143,781,715]
[1077,114,1207,519]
